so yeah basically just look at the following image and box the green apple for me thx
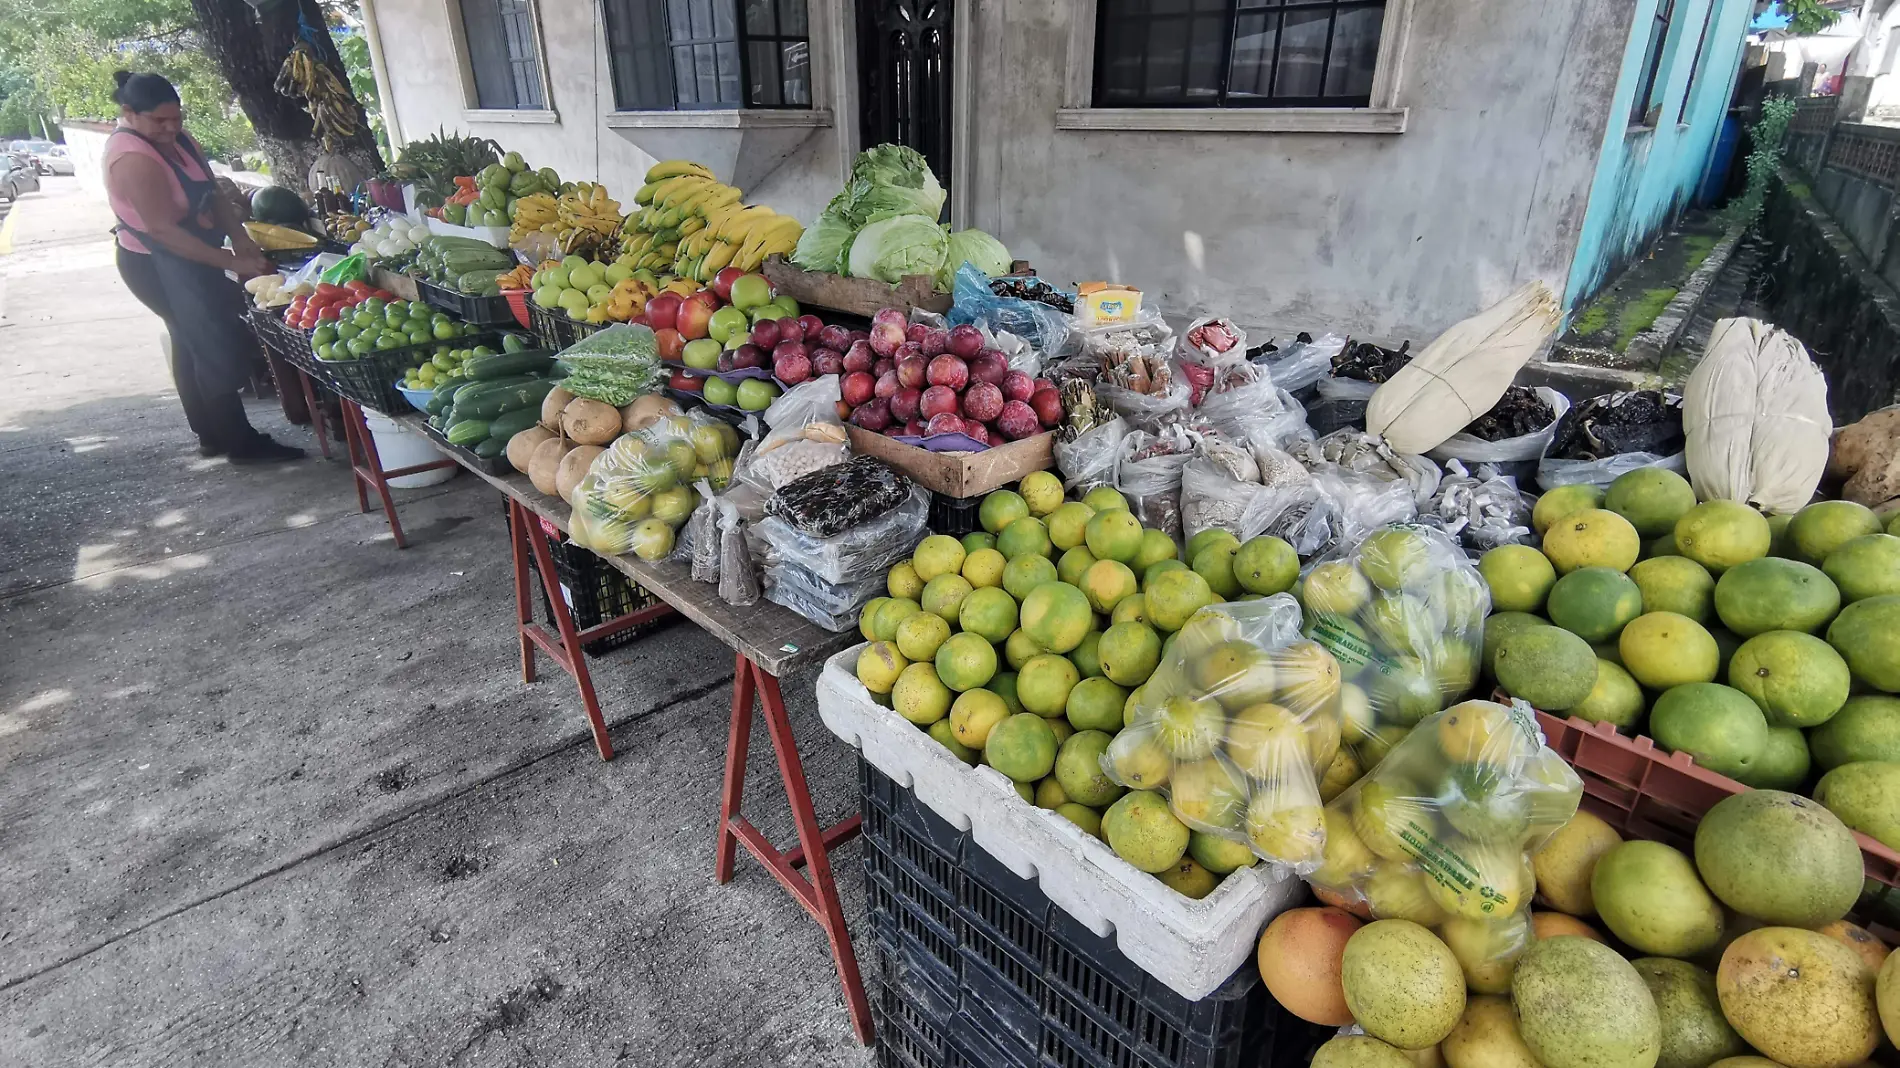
[708,305,750,344]
[586,283,613,303]
[532,287,560,309]
[569,264,603,291]
[735,378,781,411]
[728,273,773,310]
[561,255,586,271]
[769,295,800,319]
[703,376,740,406]
[544,266,571,289]
[604,262,633,285]
[682,338,723,370]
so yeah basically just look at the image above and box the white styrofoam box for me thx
[425,216,511,249]
[816,644,1306,1001]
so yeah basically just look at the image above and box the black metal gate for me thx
[856,0,954,202]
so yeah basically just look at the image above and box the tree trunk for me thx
[187,0,382,193]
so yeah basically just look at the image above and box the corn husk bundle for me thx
[1682,317,1831,514]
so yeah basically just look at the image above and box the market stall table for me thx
[400,414,874,1044]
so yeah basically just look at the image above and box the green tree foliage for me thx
[1783,0,1841,36]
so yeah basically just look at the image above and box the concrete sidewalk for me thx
[0,179,877,1067]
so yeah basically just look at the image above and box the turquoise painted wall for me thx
[1563,0,1756,307]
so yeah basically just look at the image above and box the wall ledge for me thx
[1055,107,1406,134]
[604,109,833,130]
[463,108,560,125]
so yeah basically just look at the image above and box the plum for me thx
[749,319,782,350]
[920,385,960,420]
[852,398,893,432]
[996,400,1040,441]
[818,324,852,351]
[716,351,735,373]
[836,401,855,421]
[773,339,808,363]
[796,314,825,341]
[776,353,814,385]
[874,369,900,400]
[896,354,928,390]
[874,357,895,378]
[906,322,930,347]
[927,354,970,391]
[812,348,844,376]
[920,327,950,358]
[969,351,1008,386]
[848,329,870,346]
[895,340,924,364]
[902,418,926,437]
[1030,387,1064,427]
[961,380,1005,423]
[947,324,984,359]
[1033,378,1056,395]
[842,340,875,373]
[841,370,877,408]
[868,319,907,358]
[963,422,991,446]
[1001,370,1036,403]
[890,387,922,422]
[775,316,805,343]
[732,344,766,370]
[871,308,907,331]
[924,412,966,438]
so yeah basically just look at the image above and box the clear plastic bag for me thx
[1179,316,1249,369]
[1097,377,1191,432]
[1309,465,1418,546]
[1054,416,1128,492]
[754,485,929,584]
[764,558,888,622]
[715,495,760,606]
[1298,524,1489,745]
[1420,461,1534,551]
[1198,368,1311,452]
[737,376,851,493]
[1316,376,1379,403]
[687,479,721,583]
[948,262,1075,358]
[567,411,735,559]
[1102,595,1347,873]
[1427,388,1572,466]
[1258,333,1347,393]
[1181,455,1303,544]
[1298,430,1443,506]
[1308,699,1581,977]
[1537,451,1687,492]
[1116,426,1199,538]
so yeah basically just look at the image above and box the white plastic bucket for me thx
[362,410,458,489]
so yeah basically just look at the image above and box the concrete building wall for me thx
[1564,0,1758,307]
[368,0,1639,340]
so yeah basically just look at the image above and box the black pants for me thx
[116,244,263,452]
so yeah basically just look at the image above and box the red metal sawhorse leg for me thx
[507,499,674,762]
[340,397,456,549]
[715,652,873,1045]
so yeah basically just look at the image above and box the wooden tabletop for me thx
[399,414,857,676]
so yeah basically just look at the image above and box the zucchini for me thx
[445,418,491,447]
[466,349,554,381]
[473,436,506,459]
[453,379,556,420]
[486,407,542,440]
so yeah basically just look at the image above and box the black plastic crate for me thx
[416,276,518,325]
[527,302,609,351]
[535,526,671,657]
[860,758,1326,1068]
[418,419,509,476]
[930,493,984,537]
[317,329,504,414]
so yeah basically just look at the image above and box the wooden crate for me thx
[370,266,419,302]
[762,256,950,318]
[846,425,1054,498]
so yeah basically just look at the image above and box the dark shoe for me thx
[229,439,306,465]
[197,439,223,458]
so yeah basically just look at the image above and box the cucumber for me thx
[465,349,554,381]
[445,419,491,447]
[452,379,556,420]
[425,380,473,416]
[473,436,506,459]
[445,375,538,418]
[486,407,541,440]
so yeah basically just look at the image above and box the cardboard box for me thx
[847,425,1054,498]
[370,266,419,302]
[762,256,951,318]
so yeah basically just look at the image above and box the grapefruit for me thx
[1157,856,1219,899]
[891,662,954,725]
[1808,695,1900,770]
[887,563,924,601]
[960,547,1007,589]
[1629,556,1716,623]
[1017,470,1064,516]
[1081,558,1139,614]
[1304,560,1376,616]
[1056,545,1097,587]
[1675,501,1771,575]
[1097,621,1162,686]
[1084,508,1144,563]
[1340,919,1467,1049]
[962,531,996,554]
[987,670,1025,715]
[1714,558,1841,636]
[1083,485,1128,512]
[1258,906,1363,1025]
[983,712,1058,782]
[870,596,921,640]
[1716,927,1880,1068]
[927,718,978,764]
[1827,595,1900,691]
[1192,542,1243,598]
[1548,567,1645,643]
[1694,790,1862,927]
[920,573,974,623]
[995,515,1052,560]
[1065,676,1128,733]
[858,597,889,641]
[957,585,1019,643]
[1531,912,1603,941]
[1440,910,1531,994]
[1605,468,1698,538]
[1544,509,1642,574]
[949,688,1010,748]
[911,534,966,581]
[1360,527,1438,591]
[1132,528,1180,573]
[1533,483,1605,535]
[1020,581,1093,653]
[1001,553,1059,601]
[894,611,952,663]
[1189,828,1254,874]
[1822,534,1900,602]
[1016,653,1081,717]
[1512,936,1661,1068]
[1787,500,1883,565]
[1727,630,1850,727]
[1479,544,1558,613]
[1648,683,1766,780]
[1186,527,1241,561]
[1003,627,1043,669]
[1046,501,1095,550]
[1315,1037,1413,1068]
[1145,568,1216,633]
[1816,920,1887,975]
[934,631,998,691]
[1069,630,1103,678]
[856,641,907,693]
[1618,612,1720,689]
[1234,535,1300,595]
[1055,802,1103,838]
[1169,757,1248,831]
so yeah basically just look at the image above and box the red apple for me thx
[841,370,877,408]
[963,422,991,446]
[869,319,907,358]
[920,384,960,420]
[1030,388,1064,427]
[676,299,713,341]
[712,266,746,302]
[629,313,651,328]
[843,340,875,373]
[655,328,685,361]
[902,418,926,437]
[897,354,929,390]
[686,289,719,312]
[646,292,682,331]
[969,352,1009,386]
[927,354,969,391]
[851,398,893,432]
[668,368,702,393]
[1001,370,1036,403]
[890,387,922,422]
[961,381,1005,423]
[947,324,984,359]
[796,314,825,341]
[777,353,814,385]
[925,412,967,437]
[818,324,852,351]
[875,369,900,400]
[919,327,950,358]
[749,318,782,350]
[996,400,1040,440]
[732,343,766,370]
[906,322,930,347]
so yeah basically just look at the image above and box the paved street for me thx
[0,177,877,1068]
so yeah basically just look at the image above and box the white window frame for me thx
[440,0,561,123]
[1056,0,1412,134]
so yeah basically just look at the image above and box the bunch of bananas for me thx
[274,43,360,152]
[507,192,557,243]
[556,182,622,237]
[623,159,802,282]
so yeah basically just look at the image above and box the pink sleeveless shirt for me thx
[104,127,211,254]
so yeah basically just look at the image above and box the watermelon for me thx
[252,185,308,224]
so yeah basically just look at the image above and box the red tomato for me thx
[371,290,395,301]
[315,282,344,299]
[316,307,340,322]
[344,280,370,293]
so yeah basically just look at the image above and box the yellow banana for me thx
[701,239,738,274]
[715,205,776,243]
[644,159,712,183]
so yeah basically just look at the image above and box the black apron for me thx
[110,129,256,396]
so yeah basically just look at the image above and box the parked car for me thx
[1,152,41,201]
[13,139,69,176]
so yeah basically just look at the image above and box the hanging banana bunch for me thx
[275,42,361,153]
